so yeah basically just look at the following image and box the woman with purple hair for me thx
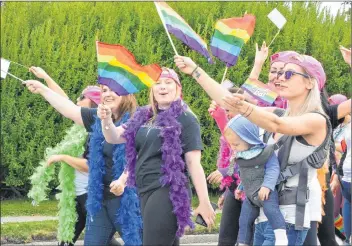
[98,67,215,245]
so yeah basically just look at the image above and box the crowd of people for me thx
[23,43,351,246]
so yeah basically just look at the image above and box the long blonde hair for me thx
[285,77,325,117]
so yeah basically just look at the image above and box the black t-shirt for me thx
[134,110,203,195]
[81,107,116,200]
[325,104,345,175]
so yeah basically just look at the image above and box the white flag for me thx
[221,79,234,90]
[1,58,11,79]
[268,8,287,30]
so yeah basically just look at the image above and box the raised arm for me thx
[337,99,351,120]
[29,67,69,99]
[24,80,83,125]
[222,94,327,141]
[185,150,215,227]
[47,155,88,173]
[248,42,269,81]
[97,103,126,144]
[174,56,232,106]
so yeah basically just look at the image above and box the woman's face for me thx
[100,85,121,112]
[274,63,312,99]
[152,77,178,108]
[268,61,285,84]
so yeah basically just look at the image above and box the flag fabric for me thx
[268,8,287,30]
[96,41,162,96]
[210,14,256,67]
[155,1,212,63]
[1,58,11,79]
[241,79,278,106]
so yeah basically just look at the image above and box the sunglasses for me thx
[277,70,310,80]
[78,94,85,101]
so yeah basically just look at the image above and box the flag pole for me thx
[11,61,29,69]
[221,66,228,83]
[1,69,25,82]
[154,2,179,56]
[268,29,280,48]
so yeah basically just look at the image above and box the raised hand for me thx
[29,66,50,80]
[174,55,198,75]
[340,45,351,66]
[24,80,47,94]
[97,103,112,121]
[254,41,269,65]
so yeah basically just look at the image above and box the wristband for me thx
[191,65,199,77]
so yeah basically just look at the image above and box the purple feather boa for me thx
[123,99,194,237]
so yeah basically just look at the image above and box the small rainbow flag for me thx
[211,14,256,67]
[241,79,278,106]
[334,215,345,237]
[155,1,212,63]
[96,41,162,96]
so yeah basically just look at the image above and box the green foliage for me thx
[1,198,58,216]
[1,2,350,196]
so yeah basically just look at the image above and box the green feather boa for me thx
[28,124,87,243]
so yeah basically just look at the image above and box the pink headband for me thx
[159,67,182,88]
[82,86,101,105]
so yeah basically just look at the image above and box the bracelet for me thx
[191,65,199,77]
[242,105,251,116]
[244,106,254,118]
[103,121,113,130]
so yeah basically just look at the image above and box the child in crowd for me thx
[224,115,287,246]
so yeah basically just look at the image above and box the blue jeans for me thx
[84,197,123,246]
[286,223,308,246]
[254,221,276,245]
[342,180,351,242]
[255,221,308,246]
[238,190,286,244]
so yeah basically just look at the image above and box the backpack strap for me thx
[275,111,332,230]
[263,108,286,144]
[276,111,332,184]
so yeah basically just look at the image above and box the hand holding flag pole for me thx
[11,60,29,69]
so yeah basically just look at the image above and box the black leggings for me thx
[218,190,242,246]
[59,193,120,246]
[303,184,338,246]
[140,186,180,246]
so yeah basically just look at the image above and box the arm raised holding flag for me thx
[29,66,68,99]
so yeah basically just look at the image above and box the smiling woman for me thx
[99,67,216,245]
[23,78,142,246]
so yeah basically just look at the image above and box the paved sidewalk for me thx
[3,234,219,245]
[1,216,58,223]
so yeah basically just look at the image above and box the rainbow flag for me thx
[335,215,345,234]
[96,41,162,96]
[241,79,278,106]
[211,14,256,67]
[155,2,212,63]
